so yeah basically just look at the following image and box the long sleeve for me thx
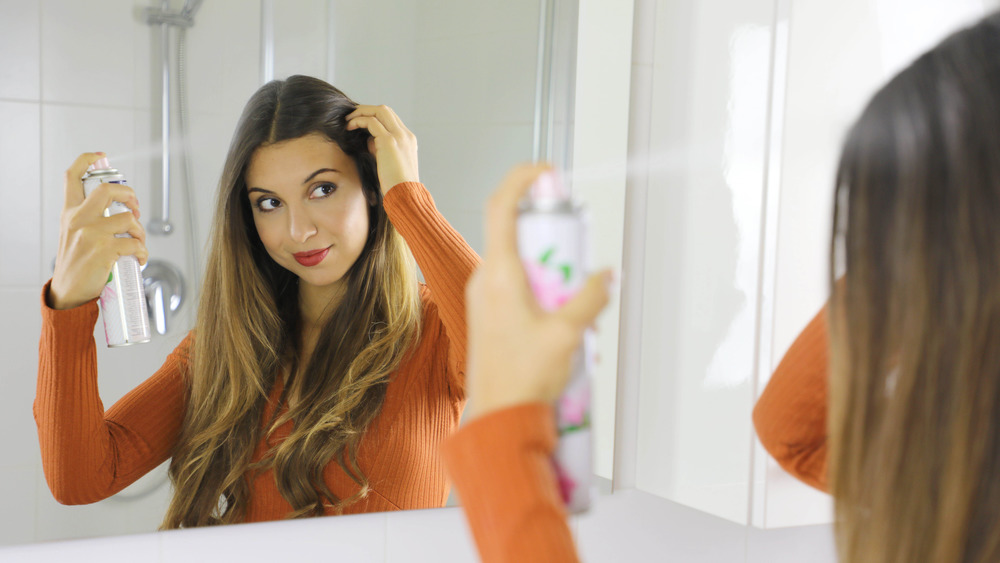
[752,305,830,492]
[382,182,480,400]
[34,280,191,504]
[443,403,579,563]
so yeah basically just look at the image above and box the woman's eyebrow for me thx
[247,187,275,195]
[303,168,340,184]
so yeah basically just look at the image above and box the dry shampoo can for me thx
[517,171,593,514]
[81,157,151,347]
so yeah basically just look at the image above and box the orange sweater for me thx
[442,403,579,563]
[35,182,480,519]
[752,305,830,492]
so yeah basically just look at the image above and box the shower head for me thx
[180,0,204,20]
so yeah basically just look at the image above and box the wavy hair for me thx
[162,75,422,528]
[829,13,1000,563]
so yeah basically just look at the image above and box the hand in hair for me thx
[465,164,613,420]
[49,152,148,310]
[346,104,419,192]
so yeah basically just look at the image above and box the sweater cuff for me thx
[442,402,558,483]
[40,279,100,345]
[383,181,434,213]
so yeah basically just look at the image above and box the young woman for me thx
[37,75,478,527]
[756,11,1000,562]
[452,11,1000,563]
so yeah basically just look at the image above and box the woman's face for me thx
[245,132,371,293]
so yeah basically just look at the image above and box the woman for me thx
[37,75,478,527]
[454,11,1000,563]
[755,11,1000,562]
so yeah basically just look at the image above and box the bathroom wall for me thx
[0,0,263,545]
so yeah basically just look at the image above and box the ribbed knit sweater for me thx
[34,181,480,519]
[752,305,830,492]
[443,403,580,562]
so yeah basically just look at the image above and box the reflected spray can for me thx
[517,171,593,514]
[81,157,151,347]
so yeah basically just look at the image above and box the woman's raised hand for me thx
[346,104,419,192]
[464,164,613,420]
[48,152,147,310]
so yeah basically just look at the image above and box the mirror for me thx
[0,0,627,546]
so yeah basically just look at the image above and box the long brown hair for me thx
[162,75,422,528]
[829,13,1000,562]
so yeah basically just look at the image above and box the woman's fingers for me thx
[346,115,391,139]
[113,236,148,266]
[78,182,141,219]
[347,104,407,134]
[63,152,106,210]
[555,269,613,330]
[103,211,147,245]
[484,164,553,261]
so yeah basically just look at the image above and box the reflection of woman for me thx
[37,75,478,527]
[755,13,1000,562]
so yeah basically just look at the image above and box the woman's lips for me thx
[293,246,330,267]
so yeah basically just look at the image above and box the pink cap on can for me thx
[88,157,112,172]
[529,170,568,203]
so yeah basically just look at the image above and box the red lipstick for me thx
[293,247,330,267]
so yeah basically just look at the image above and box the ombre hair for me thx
[829,13,1000,563]
[162,75,421,528]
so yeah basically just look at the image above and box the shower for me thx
[139,0,206,337]
[102,0,207,503]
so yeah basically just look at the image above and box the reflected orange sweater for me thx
[35,182,480,519]
[752,306,830,492]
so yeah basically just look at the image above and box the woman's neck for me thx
[298,279,345,328]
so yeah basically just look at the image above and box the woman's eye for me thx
[310,183,338,199]
[256,197,280,212]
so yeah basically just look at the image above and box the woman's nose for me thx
[287,206,318,243]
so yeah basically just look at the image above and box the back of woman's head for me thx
[830,12,1000,563]
[163,76,421,528]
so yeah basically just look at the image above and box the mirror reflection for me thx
[1,0,624,547]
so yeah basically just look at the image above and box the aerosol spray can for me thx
[82,157,151,347]
[517,171,593,514]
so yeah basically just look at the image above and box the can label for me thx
[517,204,593,514]
[82,170,151,347]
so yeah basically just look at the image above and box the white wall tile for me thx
[415,0,541,40]
[412,32,537,128]
[0,102,41,287]
[329,0,417,108]
[273,0,328,81]
[0,0,40,101]
[416,122,533,215]
[160,512,387,563]
[385,507,478,562]
[0,289,43,469]
[40,0,137,107]
[184,0,261,114]
[0,464,38,546]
